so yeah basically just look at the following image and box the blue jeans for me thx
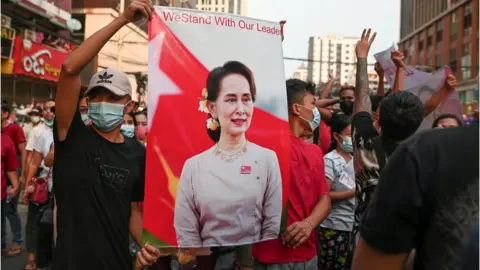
[1,200,6,250]
[4,197,23,245]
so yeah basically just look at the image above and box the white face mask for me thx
[31,116,40,124]
[306,137,314,143]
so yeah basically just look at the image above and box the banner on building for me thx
[12,36,68,82]
[1,27,15,59]
[144,7,290,250]
[374,45,462,129]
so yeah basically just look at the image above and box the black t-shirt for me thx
[351,111,398,240]
[51,110,146,270]
[360,124,479,270]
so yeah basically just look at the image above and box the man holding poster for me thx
[52,1,159,270]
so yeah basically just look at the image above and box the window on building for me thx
[464,2,472,37]
[436,21,443,50]
[419,40,424,51]
[228,0,234,13]
[441,0,447,11]
[451,12,457,41]
[461,43,471,79]
[346,57,349,60]
[436,55,442,68]
[459,91,467,103]
[216,0,218,4]
[450,48,457,74]
[426,58,433,71]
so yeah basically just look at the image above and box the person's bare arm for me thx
[44,145,54,167]
[326,178,355,201]
[6,171,20,197]
[353,29,376,116]
[18,142,26,184]
[316,98,340,108]
[319,72,337,99]
[423,75,456,116]
[374,62,385,96]
[23,151,43,204]
[352,237,409,270]
[391,50,405,92]
[130,202,143,246]
[318,108,333,123]
[56,0,152,141]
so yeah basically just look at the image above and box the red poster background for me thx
[143,12,290,247]
[12,36,68,82]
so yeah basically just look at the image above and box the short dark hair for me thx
[1,104,11,114]
[286,79,316,113]
[127,112,137,126]
[339,87,355,97]
[205,61,256,142]
[379,91,424,141]
[432,113,463,128]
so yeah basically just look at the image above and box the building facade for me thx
[292,63,308,81]
[307,35,359,86]
[398,0,478,105]
[1,0,95,105]
[196,0,247,15]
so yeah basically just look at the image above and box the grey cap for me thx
[84,68,132,97]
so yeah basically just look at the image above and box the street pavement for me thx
[2,204,28,270]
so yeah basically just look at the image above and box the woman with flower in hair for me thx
[173,61,283,266]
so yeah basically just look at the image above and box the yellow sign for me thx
[1,27,14,40]
[1,58,14,75]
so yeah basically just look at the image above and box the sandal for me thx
[5,246,23,257]
[24,261,36,270]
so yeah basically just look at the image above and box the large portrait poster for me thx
[143,7,290,251]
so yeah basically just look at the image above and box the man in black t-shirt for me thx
[352,124,479,270]
[51,1,159,269]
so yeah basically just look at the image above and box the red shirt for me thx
[319,121,331,155]
[2,123,26,152]
[253,135,329,263]
[1,133,19,200]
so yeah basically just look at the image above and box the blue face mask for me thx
[340,136,354,153]
[81,114,90,122]
[120,124,135,138]
[44,119,54,127]
[297,104,321,131]
[88,102,126,132]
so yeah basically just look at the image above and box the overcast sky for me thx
[247,0,401,78]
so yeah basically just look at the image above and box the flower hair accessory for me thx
[198,88,219,130]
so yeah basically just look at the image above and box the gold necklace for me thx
[214,141,248,163]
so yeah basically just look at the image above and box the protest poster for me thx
[374,45,462,129]
[143,7,290,250]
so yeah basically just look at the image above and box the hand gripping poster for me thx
[143,7,290,253]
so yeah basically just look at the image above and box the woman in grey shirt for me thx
[318,115,355,270]
[174,61,283,253]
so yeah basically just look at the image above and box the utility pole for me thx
[117,0,125,69]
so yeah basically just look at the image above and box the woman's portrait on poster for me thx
[173,61,283,248]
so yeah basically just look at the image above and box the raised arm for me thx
[374,62,385,96]
[319,72,337,99]
[261,152,283,240]
[353,29,376,116]
[56,0,152,141]
[391,50,405,92]
[423,74,456,116]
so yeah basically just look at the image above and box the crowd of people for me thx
[1,0,478,270]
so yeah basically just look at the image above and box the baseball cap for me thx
[84,68,132,97]
[28,108,42,115]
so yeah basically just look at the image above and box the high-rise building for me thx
[292,63,308,81]
[307,35,359,86]
[155,0,197,8]
[196,0,247,15]
[398,0,478,104]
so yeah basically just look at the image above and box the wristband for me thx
[304,218,315,229]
